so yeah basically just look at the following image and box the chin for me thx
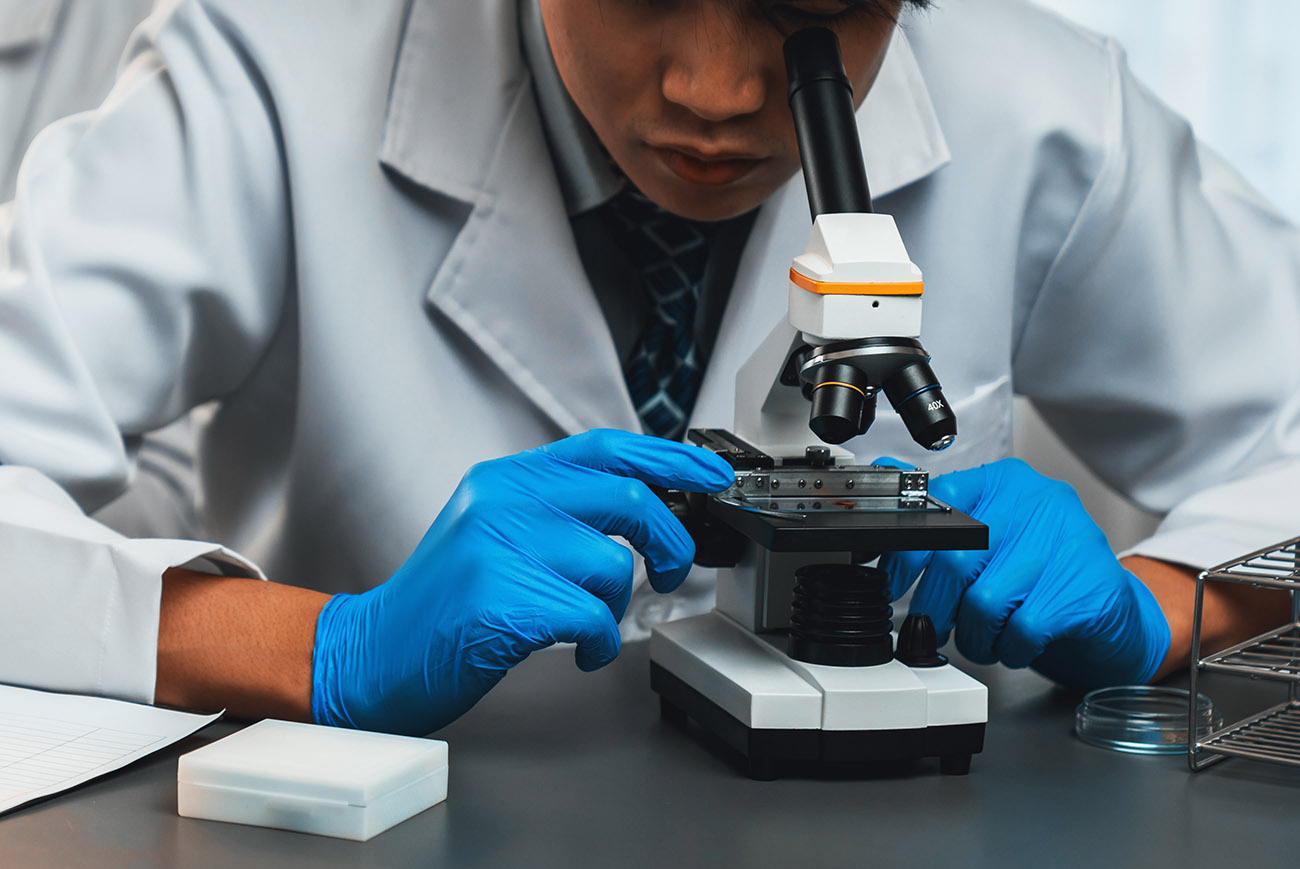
[636,178,769,223]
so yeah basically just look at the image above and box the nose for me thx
[660,12,769,121]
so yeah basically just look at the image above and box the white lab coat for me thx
[0,0,204,544]
[0,0,160,202]
[2,0,1299,705]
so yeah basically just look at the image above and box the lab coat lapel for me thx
[378,0,636,437]
[694,29,951,429]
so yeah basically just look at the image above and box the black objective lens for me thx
[808,362,875,444]
[882,361,957,451]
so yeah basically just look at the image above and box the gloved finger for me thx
[526,576,623,672]
[542,473,697,594]
[878,548,933,601]
[952,542,1046,665]
[991,592,1056,671]
[527,525,636,621]
[994,544,1100,673]
[907,548,988,642]
[540,428,734,492]
[870,457,994,519]
[925,464,990,515]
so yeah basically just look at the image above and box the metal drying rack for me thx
[1188,535,1300,770]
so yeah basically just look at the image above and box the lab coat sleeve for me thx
[0,465,265,700]
[0,1,289,702]
[1013,40,1300,570]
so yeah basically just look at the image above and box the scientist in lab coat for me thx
[1,0,1298,735]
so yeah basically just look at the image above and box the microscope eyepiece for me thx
[784,27,872,219]
[807,362,876,445]
[882,361,957,451]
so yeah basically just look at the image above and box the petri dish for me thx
[1075,686,1222,755]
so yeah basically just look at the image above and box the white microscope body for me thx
[650,26,988,779]
[649,212,988,779]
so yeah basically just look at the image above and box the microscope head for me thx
[783,28,957,451]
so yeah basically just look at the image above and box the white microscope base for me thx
[650,612,987,779]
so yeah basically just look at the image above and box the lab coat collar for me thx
[518,0,623,216]
[857,27,952,201]
[0,0,61,54]
[378,0,527,205]
[380,0,639,437]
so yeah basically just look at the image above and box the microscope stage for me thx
[650,611,986,779]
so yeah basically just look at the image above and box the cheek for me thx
[554,49,658,150]
[543,6,662,127]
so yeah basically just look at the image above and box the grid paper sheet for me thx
[0,684,220,815]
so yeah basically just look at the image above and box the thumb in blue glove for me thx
[877,457,1171,688]
[311,429,735,735]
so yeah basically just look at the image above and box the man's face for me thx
[540,1,897,221]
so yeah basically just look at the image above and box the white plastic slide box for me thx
[177,719,448,841]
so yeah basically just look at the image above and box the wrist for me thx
[157,569,326,720]
[1124,565,1173,684]
[1122,556,1194,682]
[310,592,361,728]
[1124,554,1292,682]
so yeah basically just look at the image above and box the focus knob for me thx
[895,613,948,668]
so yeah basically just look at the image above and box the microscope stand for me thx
[650,611,986,780]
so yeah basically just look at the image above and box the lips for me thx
[652,144,764,186]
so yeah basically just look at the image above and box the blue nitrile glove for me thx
[311,429,735,735]
[877,457,1170,687]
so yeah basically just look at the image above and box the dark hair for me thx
[853,0,932,18]
[754,1,933,29]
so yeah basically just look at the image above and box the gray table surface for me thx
[5,639,1300,868]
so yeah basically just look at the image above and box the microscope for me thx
[650,29,989,780]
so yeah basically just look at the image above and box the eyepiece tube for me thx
[784,27,872,219]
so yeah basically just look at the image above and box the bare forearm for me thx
[155,568,329,721]
[1123,555,1290,682]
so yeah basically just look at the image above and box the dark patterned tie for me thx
[603,187,719,440]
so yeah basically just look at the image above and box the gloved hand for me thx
[311,429,735,735]
[878,457,1170,687]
